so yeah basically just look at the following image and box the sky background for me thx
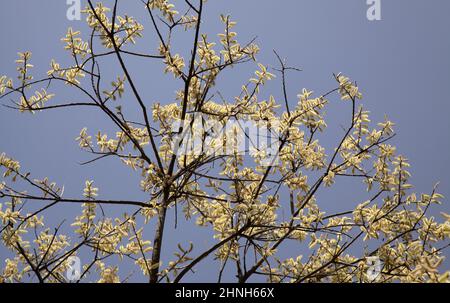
[1,0,449,282]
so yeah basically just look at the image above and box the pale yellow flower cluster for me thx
[0,75,13,95]
[147,0,178,23]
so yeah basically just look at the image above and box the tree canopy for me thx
[0,0,449,283]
